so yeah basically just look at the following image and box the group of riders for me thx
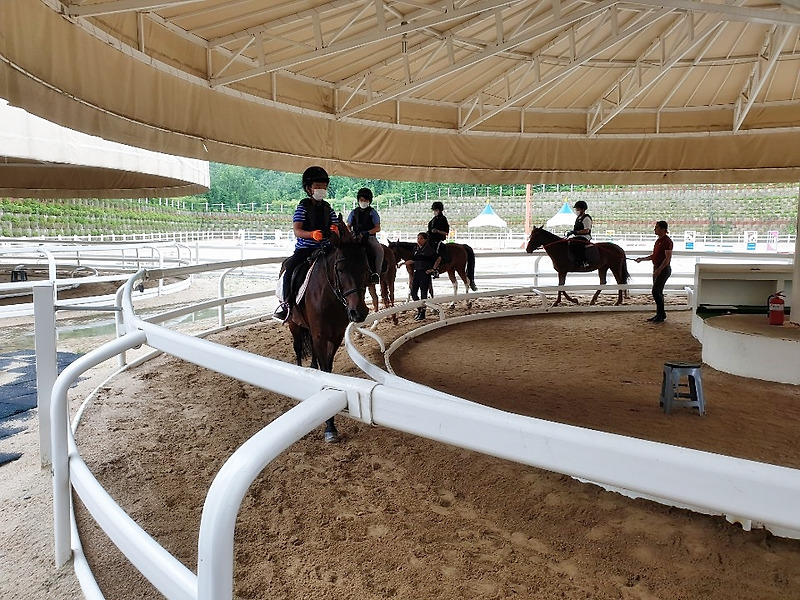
[272,165,452,323]
[272,164,672,325]
[273,164,602,323]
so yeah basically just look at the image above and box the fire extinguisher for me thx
[767,291,785,326]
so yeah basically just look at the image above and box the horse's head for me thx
[329,219,371,323]
[387,239,412,260]
[525,226,547,253]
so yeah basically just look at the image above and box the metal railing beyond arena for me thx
[34,247,800,600]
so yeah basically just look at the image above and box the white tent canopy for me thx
[468,204,507,228]
[546,202,577,229]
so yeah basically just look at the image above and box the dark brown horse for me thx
[287,219,371,442]
[525,226,630,306]
[388,240,477,296]
[367,243,398,325]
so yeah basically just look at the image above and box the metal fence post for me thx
[33,283,57,467]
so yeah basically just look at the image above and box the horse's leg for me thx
[591,267,609,305]
[448,268,458,295]
[557,272,579,305]
[368,283,379,313]
[313,336,343,443]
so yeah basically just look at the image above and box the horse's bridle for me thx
[324,246,368,307]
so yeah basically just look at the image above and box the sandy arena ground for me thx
[3,277,800,600]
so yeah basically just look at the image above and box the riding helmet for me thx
[357,187,373,202]
[573,200,588,210]
[302,166,330,189]
[431,201,444,211]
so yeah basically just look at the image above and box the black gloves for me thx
[565,230,575,237]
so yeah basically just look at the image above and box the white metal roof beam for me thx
[632,0,800,27]
[733,25,795,131]
[337,0,618,119]
[458,6,672,132]
[586,15,723,135]
[210,0,518,87]
[65,0,204,18]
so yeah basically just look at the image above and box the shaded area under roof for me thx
[0,100,209,199]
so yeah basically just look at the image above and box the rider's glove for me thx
[565,230,575,237]
[311,230,324,242]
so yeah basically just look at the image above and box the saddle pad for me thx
[295,257,317,305]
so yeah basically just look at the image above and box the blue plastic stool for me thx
[660,361,705,415]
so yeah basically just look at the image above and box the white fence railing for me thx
[33,246,800,600]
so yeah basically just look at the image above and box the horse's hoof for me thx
[324,430,340,444]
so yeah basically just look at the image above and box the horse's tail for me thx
[621,254,631,282]
[297,327,313,364]
[464,244,477,291]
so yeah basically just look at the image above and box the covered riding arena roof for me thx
[1,0,799,184]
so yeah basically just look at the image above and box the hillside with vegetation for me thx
[0,165,797,239]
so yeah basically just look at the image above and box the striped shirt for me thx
[293,200,339,250]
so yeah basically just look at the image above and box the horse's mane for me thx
[533,227,562,242]
[391,240,416,250]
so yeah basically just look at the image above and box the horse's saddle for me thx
[278,249,327,307]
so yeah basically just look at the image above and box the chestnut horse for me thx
[388,240,477,296]
[367,243,398,325]
[287,219,371,442]
[525,226,630,306]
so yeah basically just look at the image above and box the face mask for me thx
[312,189,327,201]
[358,201,370,209]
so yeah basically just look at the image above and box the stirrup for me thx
[370,272,380,284]
[272,303,289,322]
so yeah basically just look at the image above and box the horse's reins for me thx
[324,247,368,307]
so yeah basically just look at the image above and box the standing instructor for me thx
[636,220,673,323]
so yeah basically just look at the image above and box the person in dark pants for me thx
[636,220,673,323]
[566,200,593,269]
[346,187,383,284]
[273,166,339,322]
[401,232,437,321]
[427,201,450,272]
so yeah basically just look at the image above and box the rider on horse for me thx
[566,200,593,269]
[427,201,450,275]
[273,165,339,322]
[346,187,383,285]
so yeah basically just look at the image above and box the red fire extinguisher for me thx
[767,291,785,326]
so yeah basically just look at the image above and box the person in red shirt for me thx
[636,220,673,323]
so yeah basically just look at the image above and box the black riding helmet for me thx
[573,200,588,210]
[431,201,444,211]
[357,187,373,202]
[302,166,330,191]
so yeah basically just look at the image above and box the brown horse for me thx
[525,226,630,306]
[287,219,371,442]
[388,240,477,296]
[367,243,398,324]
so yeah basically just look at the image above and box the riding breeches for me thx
[411,270,432,301]
[282,248,315,305]
[365,236,384,273]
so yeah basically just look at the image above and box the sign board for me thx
[745,230,757,251]
[766,230,779,252]
[684,230,695,250]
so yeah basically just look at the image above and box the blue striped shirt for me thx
[293,200,339,250]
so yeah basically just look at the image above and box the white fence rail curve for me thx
[40,249,800,600]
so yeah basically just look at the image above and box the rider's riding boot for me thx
[370,272,380,284]
[414,308,426,321]
[273,302,289,322]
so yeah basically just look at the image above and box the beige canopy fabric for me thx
[0,100,209,199]
[1,0,800,185]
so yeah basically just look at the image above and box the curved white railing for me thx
[38,247,800,600]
